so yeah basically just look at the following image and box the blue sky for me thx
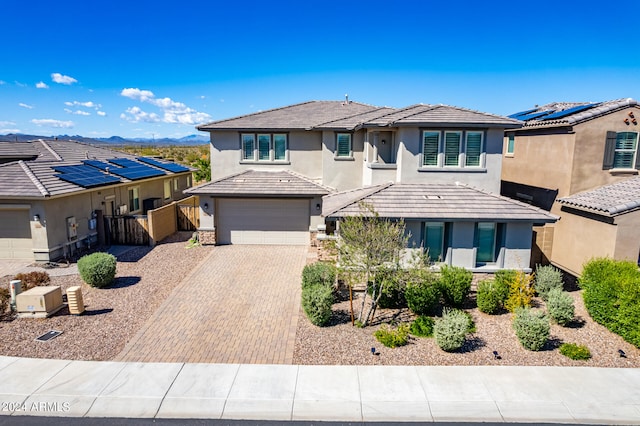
[1,0,639,139]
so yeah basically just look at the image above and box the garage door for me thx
[0,209,33,259]
[217,198,310,245]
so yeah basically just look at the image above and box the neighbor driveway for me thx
[116,245,309,364]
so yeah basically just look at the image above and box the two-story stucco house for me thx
[501,98,640,275]
[188,100,556,271]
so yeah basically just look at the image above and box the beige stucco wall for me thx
[612,210,640,263]
[321,130,365,191]
[551,211,617,276]
[570,106,640,194]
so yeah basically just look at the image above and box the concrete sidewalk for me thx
[0,357,639,423]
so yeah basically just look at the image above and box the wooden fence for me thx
[105,216,149,245]
[177,196,199,231]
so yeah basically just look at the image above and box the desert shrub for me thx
[535,265,564,301]
[405,270,441,316]
[463,311,476,333]
[476,279,509,314]
[77,252,117,288]
[13,271,50,291]
[559,343,592,360]
[439,265,472,307]
[301,284,333,326]
[374,323,410,348]
[410,315,434,337]
[546,288,575,326]
[504,270,535,313]
[301,262,336,290]
[512,308,550,351]
[495,269,518,289]
[433,308,470,352]
[0,287,9,316]
[580,258,640,347]
[368,269,406,309]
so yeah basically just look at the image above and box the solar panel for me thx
[53,165,121,188]
[540,103,600,120]
[508,108,538,119]
[83,158,166,180]
[136,157,190,173]
[514,110,554,121]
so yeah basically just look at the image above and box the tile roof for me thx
[0,139,193,199]
[197,101,384,131]
[185,169,333,197]
[323,182,557,222]
[0,141,38,160]
[197,100,521,132]
[558,176,640,216]
[513,98,638,129]
[365,104,523,127]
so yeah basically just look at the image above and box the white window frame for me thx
[173,177,178,191]
[613,132,639,169]
[274,133,288,161]
[241,133,288,163]
[506,134,515,155]
[241,134,255,161]
[335,133,353,158]
[443,131,462,167]
[163,180,171,200]
[258,134,271,161]
[128,186,140,213]
[422,130,441,167]
[465,131,484,167]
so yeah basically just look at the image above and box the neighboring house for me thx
[0,139,193,262]
[500,97,640,275]
[190,99,556,270]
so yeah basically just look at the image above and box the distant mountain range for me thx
[0,133,209,146]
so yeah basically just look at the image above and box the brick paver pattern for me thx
[115,245,308,364]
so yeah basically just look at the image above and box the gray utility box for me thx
[16,286,64,318]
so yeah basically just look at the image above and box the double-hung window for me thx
[336,133,352,158]
[422,131,440,166]
[444,131,462,166]
[613,132,638,169]
[465,132,483,167]
[241,133,288,162]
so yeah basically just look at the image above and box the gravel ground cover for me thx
[293,289,640,367]
[0,232,213,361]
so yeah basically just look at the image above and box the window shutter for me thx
[337,134,351,157]
[602,131,617,170]
[444,132,461,166]
[422,132,439,166]
[465,132,482,166]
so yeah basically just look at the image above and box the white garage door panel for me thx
[218,199,309,245]
[0,210,33,259]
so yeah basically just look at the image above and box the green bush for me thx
[405,271,441,316]
[433,308,470,352]
[512,308,550,351]
[580,258,640,347]
[410,315,434,337]
[476,279,509,314]
[301,262,336,290]
[559,343,592,360]
[505,271,535,313]
[13,271,50,291]
[368,269,406,309]
[546,288,574,326]
[0,287,9,316]
[535,265,564,301]
[77,252,117,288]
[375,323,410,348]
[301,284,333,326]
[463,311,476,333]
[439,265,472,307]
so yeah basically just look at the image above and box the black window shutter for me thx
[602,131,617,170]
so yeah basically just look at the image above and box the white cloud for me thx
[120,106,161,123]
[36,81,49,89]
[0,128,20,134]
[14,81,27,87]
[97,111,107,117]
[19,103,33,109]
[64,108,90,116]
[31,119,74,128]
[51,73,78,85]
[120,87,211,125]
[0,80,6,85]
[65,100,101,108]
[0,121,16,127]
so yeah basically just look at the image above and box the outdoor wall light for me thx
[316,203,321,211]
[203,203,209,210]
[381,139,386,145]
[33,214,40,222]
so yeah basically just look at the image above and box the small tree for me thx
[337,202,408,326]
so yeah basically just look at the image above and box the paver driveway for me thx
[116,245,309,364]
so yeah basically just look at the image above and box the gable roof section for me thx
[513,98,638,129]
[324,183,557,223]
[197,101,384,131]
[0,141,38,161]
[0,139,193,199]
[185,169,332,197]
[558,176,640,216]
[365,104,523,128]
